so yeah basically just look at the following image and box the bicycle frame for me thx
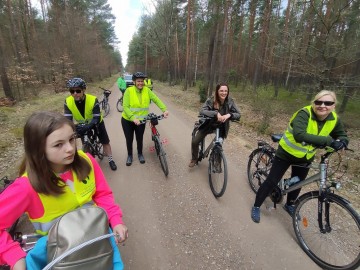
[199,128,223,162]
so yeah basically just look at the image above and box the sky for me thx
[107,0,155,67]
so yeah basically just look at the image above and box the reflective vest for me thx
[66,94,102,124]
[27,151,96,235]
[122,86,150,121]
[279,105,337,160]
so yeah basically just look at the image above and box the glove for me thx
[330,140,347,151]
[76,124,91,136]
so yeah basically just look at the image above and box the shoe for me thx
[138,154,145,164]
[251,206,260,223]
[126,155,133,166]
[283,204,296,216]
[188,160,197,168]
[109,160,117,171]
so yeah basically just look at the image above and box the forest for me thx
[0,0,359,113]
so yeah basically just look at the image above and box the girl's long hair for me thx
[18,111,91,195]
[213,83,229,110]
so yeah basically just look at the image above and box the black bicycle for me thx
[116,94,123,112]
[76,124,104,160]
[192,116,228,198]
[99,87,111,117]
[247,136,360,270]
[140,113,169,176]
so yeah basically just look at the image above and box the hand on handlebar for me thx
[163,111,169,118]
[330,139,347,151]
[217,113,230,123]
[113,224,128,244]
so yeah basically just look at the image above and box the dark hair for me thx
[213,83,229,109]
[18,111,91,195]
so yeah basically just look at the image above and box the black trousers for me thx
[254,156,310,207]
[121,117,146,156]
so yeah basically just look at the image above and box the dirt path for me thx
[101,84,320,270]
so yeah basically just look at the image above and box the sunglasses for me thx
[69,89,82,94]
[314,100,335,106]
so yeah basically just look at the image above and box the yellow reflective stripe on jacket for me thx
[66,94,101,124]
[122,86,150,121]
[27,151,96,235]
[279,105,337,159]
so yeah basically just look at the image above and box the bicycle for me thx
[192,115,229,198]
[247,135,360,270]
[116,91,124,112]
[99,87,111,117]
[140,113,169,176]
[76,124,104,160]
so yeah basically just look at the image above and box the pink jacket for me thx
[0,153,123,267]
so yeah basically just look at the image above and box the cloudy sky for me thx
[107,0,155,66]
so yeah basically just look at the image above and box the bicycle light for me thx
[331,181,341,190]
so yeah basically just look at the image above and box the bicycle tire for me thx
[154,136,169,176]
[96,142,104,160]
[293,191,360,270]
[82,143,92,156]
[116,97,123,112]
[247,148,273,193]
[208,146,227,198]
[102,100,110,117]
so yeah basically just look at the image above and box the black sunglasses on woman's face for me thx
[314,100,335,106]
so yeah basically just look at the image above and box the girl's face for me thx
[45,124,76,173]
[218,85,228,103]
[313,94,336,120]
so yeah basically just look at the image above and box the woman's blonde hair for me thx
[311,90,337,109]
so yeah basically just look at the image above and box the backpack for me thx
[46,207,113,270]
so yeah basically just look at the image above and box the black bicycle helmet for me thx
[66,77,87,89]
[132,72,146,81]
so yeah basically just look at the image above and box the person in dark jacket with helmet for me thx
[64,77,118,171]
[121,72,169,166]
[189,82,241,167]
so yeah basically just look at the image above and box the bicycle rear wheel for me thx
[208,146,227,198]
[154,136,169,176]
[247,148,273,193]
[116,97,123,112]
[102,101,110,117]
[293,191,360,270]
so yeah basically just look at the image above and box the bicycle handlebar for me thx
[139,113,165,125]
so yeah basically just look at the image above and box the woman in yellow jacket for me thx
[121,72,169,166]
[251,90,349,223]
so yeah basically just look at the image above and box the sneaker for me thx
[109,160,117,171]
[188,160,197,168]
[251,206,260,223]
[126,155,133,166]
[138,154,145,164]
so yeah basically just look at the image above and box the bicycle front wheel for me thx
[116,97,123,112]
[208,146,227,198]
[247,148,273,193]
[102,101,110,117]
[154,136,169,176]
[293,191,360,270]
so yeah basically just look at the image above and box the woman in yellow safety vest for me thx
[251,90,349,223]
[121,72,169,166]
[0,111,128,269]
